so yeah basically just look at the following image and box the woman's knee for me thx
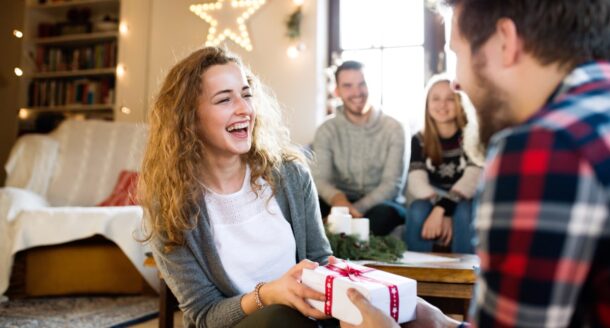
[453,200,473,224]
[235,304,318,328]
[408,200,432,222]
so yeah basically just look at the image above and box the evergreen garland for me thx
[325,228,406,263]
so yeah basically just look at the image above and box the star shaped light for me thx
[189,0,266,52]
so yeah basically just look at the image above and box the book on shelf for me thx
[28,78,115,108]
[35,41,117,72]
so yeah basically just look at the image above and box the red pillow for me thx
[98,170,139,206]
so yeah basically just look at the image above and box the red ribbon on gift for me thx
[323,262,400,321]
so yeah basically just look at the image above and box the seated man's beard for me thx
[475,93,514,151]
[471,68,515,153]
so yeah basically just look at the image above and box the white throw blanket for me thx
[0,187,159,297]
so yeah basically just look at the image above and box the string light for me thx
[287,42,305,59]
[18,108,29,119]
[13,29,23,38]
[189,0,266,52]
[286,45,299,59]
[119,22,129,34]
[116,64,125,77]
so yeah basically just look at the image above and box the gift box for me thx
[302,261,417,325]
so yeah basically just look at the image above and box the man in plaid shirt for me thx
[422,0,610,327]
[340,1,610,328]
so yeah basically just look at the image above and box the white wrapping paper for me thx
[302,261,417,325]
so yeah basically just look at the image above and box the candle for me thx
[327,213,352,235]
[351,218,370,242]
[330,206,350,215]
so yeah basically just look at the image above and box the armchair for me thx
[1,119,159,298]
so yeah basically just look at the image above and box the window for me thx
[330,0,442,134]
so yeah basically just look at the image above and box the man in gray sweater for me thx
[311,60,409,236]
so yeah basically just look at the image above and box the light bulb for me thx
[18,108,29,119]
[13,29,23,38]
[14,67,23,76]
[286,46,299,58]
[119,22,128,34]
[120,106,131,114]
[116,64,125,77]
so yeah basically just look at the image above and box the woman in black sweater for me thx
[404,75,481,253]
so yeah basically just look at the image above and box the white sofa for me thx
[0,119,159,298]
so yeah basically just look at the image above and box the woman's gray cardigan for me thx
[149,161,333,328]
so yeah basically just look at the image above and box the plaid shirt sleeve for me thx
[472,62,610,328]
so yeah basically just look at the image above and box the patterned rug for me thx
[0,295,158,328]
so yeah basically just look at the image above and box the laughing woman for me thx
[139,47,332,328]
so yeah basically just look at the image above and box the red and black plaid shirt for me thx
[473,61,610,327]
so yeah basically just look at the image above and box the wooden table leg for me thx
[159,279,178,328]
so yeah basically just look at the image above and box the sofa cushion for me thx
[98,170,139,206]
[46,120,148,206]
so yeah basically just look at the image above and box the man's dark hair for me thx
[443,0,610,68]
[335,60,364,84]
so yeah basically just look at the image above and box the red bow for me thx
[325,262,374,281]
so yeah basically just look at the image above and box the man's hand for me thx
[340,288,399,328]
[421,206,445,239]
[331,193,364,218]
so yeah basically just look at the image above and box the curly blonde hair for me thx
[422,74,468,165]
[139,47,303,249]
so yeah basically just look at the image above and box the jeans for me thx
[319,198,406,236]
[404,199,475,253]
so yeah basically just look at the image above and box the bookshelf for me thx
[19,0,121,134]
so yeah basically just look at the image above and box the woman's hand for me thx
[438,217,453,246]
[421,206,445,239]
[259,259,328,319]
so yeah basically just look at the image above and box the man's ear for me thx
[334,86,340,97]
[497,18,522,67]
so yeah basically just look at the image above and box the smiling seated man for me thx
[311,60,409,236]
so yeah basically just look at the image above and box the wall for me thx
[146,0,328,145]
[114,0,152,123]
[0,0,25,185]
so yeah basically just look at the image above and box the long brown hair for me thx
[139,47,303,249]
[422,75,468,165]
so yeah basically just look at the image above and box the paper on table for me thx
[399,251,460,264]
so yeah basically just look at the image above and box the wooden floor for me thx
[126,309,460,327]
[130,311,183,328]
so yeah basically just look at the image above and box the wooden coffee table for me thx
[365,252,479,320]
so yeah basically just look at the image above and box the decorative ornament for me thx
[285,6,303,40]
[284,1,305,59]
[189,0,266,52]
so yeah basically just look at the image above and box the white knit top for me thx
[204,165,297,293]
